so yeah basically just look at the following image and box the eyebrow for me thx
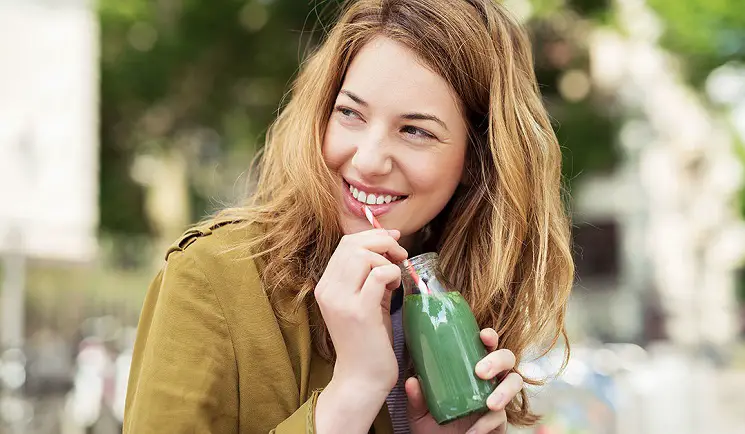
[339,89,450,132]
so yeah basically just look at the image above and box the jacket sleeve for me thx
[123,249,323,434]
[270,389,323,433]
[123,250,240,433]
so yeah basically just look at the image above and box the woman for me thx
[123,0,573,433]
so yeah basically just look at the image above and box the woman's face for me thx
[323,36,468,246]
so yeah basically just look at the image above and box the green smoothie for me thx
[403,291,495,424]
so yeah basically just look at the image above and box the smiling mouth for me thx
[344,180,408,206]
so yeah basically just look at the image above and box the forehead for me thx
[341,36,462,115]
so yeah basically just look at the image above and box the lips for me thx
[341,179,408,218]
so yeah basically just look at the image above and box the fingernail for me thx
[466,430,476,434]
[476,360,491,376]
[488,392,505,409]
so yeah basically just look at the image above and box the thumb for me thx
[405,377,429,421]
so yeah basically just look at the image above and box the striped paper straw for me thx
[362,205,431,295]
[363,205,383,230]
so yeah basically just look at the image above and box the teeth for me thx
[348,182,404,205]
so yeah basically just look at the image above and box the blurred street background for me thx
[1,0,745,433]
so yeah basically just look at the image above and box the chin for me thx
[339,215,369,235]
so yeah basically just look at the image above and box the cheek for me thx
[402,148,465,223]
[408,150,465,195]
[321,122,347,171]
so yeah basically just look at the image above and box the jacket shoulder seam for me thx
[165,219,245,261]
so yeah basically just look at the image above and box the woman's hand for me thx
[314,229,408,433]
[407,328,524,434]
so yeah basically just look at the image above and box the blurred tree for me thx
[529,2,621,182]
[99,0,330,235]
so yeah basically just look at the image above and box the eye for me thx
[401,125,436,141]
[335,106,362,120]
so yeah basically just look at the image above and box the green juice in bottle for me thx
[401,253,495,424]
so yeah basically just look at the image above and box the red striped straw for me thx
[363,205,431,295]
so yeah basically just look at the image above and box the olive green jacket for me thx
[123,220,394,433]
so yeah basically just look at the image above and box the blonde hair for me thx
[216,0,573,426]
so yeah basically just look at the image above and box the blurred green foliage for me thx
[99,0,325,234]
[649,0,745,86]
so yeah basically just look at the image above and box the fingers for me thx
[486,371,524,411]
[480,328,499,351]
[466,408,507,434]
[405,377,429,422]
[315,249,390,300]
[475,349,516,380]
[359,263,402,310]
[318,228,405,298]
[341,229,409,263]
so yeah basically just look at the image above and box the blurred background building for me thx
[1,0,745,433]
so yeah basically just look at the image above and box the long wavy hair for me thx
[215,0,574,426]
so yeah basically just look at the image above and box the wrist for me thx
[332,374,393,402]
[332,363,398,397]
[315,377,389,434]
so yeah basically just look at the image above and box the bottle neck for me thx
[404,252,445,295]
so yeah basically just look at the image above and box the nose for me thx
[351,133,393,177]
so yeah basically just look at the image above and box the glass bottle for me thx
[401,252,495,424]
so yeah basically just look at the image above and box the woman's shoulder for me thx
[162,218,265,297]
[155,219,309,359]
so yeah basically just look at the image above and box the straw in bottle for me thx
[362,205,431,295]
